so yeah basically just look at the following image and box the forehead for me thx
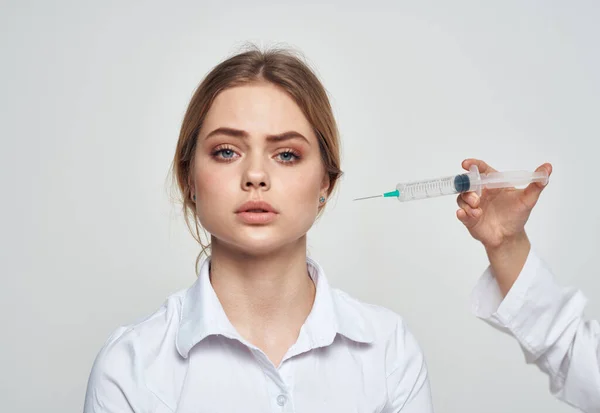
[201,82,315,138]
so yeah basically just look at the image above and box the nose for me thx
[241,156,270,192]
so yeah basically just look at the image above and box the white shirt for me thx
[471,248,600,413]
[84,257,433,413]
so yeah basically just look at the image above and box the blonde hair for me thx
[171,45,342,268]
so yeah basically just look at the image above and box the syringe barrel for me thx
[395,174,469,202]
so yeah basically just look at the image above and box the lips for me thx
[235,200,277,213]
[235,200,278,224]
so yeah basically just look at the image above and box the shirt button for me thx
[276,394,287,406]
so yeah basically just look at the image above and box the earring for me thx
[193,194,196,201]
[319,196,326,204]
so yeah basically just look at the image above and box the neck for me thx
[208,236,316,349]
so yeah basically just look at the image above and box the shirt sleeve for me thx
[471,248,600,413]
[384,318,435,413]
[83,327,154,413]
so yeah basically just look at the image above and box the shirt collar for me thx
[176,256,375,358]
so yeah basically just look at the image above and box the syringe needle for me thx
[353,194,383,201]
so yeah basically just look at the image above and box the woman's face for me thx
[192,82,329,256]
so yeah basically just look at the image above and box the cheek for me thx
[193,164,238,221]
[194,156,240,197]
[196,167,226,196]
[282,166,323,207]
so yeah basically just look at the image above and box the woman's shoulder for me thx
[330,287,415,344]
[84,289,190,411]
[88,288,188,376]
[329,287,427,381]
[104,288,186,348]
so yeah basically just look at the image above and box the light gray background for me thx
[1,1,598,412]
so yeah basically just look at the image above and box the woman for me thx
[83,47,553,412]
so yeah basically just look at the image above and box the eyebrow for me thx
[204,127,310,144]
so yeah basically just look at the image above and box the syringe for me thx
[354,165,549,202]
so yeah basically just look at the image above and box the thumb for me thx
[522,163,552,208]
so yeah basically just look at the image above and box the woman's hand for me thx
[456,159,552,295]
[456,159,552,249]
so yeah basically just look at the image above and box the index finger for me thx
[462,158,498,174]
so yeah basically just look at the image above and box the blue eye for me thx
[211,147,239,161]
[220,149,235,159]
[277,151,300,163]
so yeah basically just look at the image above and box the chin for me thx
[211,225,309,257]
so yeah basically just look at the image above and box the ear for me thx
[187,175,196,201]
[320,171,331,196]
